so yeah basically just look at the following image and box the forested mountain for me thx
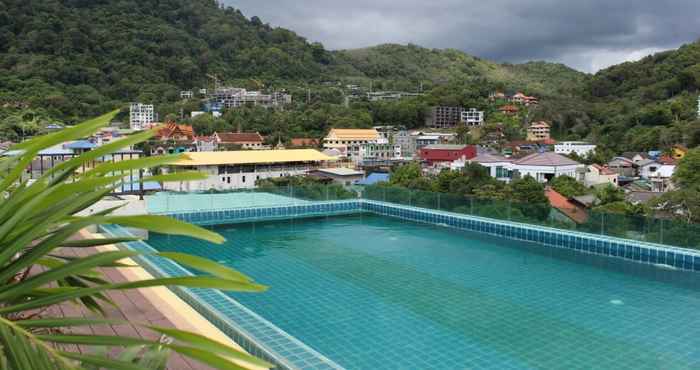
[0,0,699,152]
[333,44,587,98]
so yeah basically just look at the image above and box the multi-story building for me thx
[460,108,485,126]
[323,128,381,161]
[526,121,551,141]
[554,141,597,157]
[366,91,424,102]
[129,103,155,131]
[162,149,335,191]
[393,130,417,159]
[211,87,292,109]
[180,90,193,99]
[584,164,618,188]
[359,143,402,162]
[427,106,465,128]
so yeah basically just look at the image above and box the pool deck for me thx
[51,229,267,370]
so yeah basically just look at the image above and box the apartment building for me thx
[554,141,597,157]
[211,87,291,109]
[526,121,551,141]
[427,106,465,128]
[129,103,155,131]
[461,108,485,126]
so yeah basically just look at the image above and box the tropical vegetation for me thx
[0,111,270,369]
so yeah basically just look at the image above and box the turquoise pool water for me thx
[147,214,700,370]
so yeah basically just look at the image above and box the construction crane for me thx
[206,74,220,92]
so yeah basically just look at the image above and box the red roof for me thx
[499,105,519,113]
[591,164,616,176]
[657,154,678,165]
[545,187,588,224]
[290,138,320,147]
[153,123,195,140]
[214,132,264,144]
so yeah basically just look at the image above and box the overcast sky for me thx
[224,0,700,73]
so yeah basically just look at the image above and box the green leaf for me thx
[157,252,252,283]
[148,326,272,368]
[102,215,225,244]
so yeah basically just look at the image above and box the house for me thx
[638,156,676,192]
[489,92,506,101]
[607,157,637,178]
[510,92,538,106]
[526,121,551,141]
[290,138,320,148]
[213,132,265,150]
[427,106,464,128]
[419,144,477,166]
[621,152,650,165]
[584,164,618,188]
[498,105,519,116]
[461,108,485,126]
[194,136,216,152]
[671,145,688,160]
[323,128,381,161]
[510,152,584,183]
[545,187,588,224]
[162,149,335,191]
[150,123,196,155]
[554,141,597,157]
[63,140,96,154]
[309,167,365,186]
[468,153,514,182]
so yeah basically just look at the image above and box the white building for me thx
[460,108,485,126]
[163,149,335,191]
[211,88,292,109]
[129,103,155,131]
[358,143,402,163]
[638,159,676,192]
[180,90,193,99]
[470,152,584,183]
[467,153,514,182]
[554,141,597,157]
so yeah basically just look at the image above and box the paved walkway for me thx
[51,244,213,369]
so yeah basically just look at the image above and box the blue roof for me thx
[357,173,390,185]
[65,140,96,149]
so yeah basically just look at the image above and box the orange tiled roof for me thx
[545,187,588,224]
[499,105,519,112]
[154,122,195,140]
[290,138,320,147]
[215,132,264,143]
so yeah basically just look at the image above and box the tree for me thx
[549,175,588,198]
[0,112,270,369]
[389,162,422,187]
[672,148,700,189]
[596,184,625,205]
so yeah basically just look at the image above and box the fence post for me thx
[139,169,144,200]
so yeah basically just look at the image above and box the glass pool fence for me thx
[147,184,700,250]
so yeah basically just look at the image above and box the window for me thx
[242,176,246,183]
[227,177,231,184]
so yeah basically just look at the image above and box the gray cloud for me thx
[224,0,700,72]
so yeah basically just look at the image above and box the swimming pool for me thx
[145,213,700,370]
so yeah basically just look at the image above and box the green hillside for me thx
[0,0,699,151]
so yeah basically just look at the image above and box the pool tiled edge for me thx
[362,200,700,272]
[100,224,344,370]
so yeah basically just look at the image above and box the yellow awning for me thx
[173,149,336,166]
